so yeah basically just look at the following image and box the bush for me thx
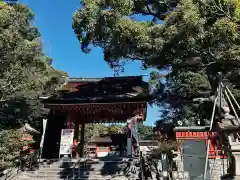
[0,129,25,169]
[149,140,177,159]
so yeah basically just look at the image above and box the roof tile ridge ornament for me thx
[23,123,40,134]
[39,76,68,100]
[56,75,69,90]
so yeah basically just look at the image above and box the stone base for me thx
[209,158,228,180]
[221,175,240,180]
[232,176,240,180]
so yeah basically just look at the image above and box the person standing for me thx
[73,139,79,158]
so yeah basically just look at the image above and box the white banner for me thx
[40,119,47,149]
[59,129,74,156]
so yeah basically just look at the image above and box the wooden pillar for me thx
[74,122,80,139]
[66,113,73,129]
[79,123,85,157]
[72,121,79,158]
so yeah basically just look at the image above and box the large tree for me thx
[0,1,67,168]
[73,0,240,125]
[138,124,153,139]
[84,124,124,143]
[0,1,67,129]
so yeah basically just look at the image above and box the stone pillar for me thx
[209,158,228,180]
[127,138,132,156]
[79,123,85,158]
[126,120,132,157]
[232,152,240,176]
[228,135,240,178]
[173,153,184,171]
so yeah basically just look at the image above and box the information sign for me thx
[172,171,190,180]
[59,129,74,157]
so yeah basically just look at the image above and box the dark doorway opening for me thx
[42,110,66,159]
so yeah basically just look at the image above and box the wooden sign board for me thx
[59,129,74,158]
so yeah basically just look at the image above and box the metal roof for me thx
[174,126,210,132]
[67,75,144,83]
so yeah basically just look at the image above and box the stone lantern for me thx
[216,104,240,179]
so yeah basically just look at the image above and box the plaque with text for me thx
[59,129,74,157]
[172,171,190,180]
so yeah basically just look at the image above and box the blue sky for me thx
[20,0,160,126]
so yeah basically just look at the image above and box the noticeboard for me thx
[59,129,74,157]
[172,171,190,180]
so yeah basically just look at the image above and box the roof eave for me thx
[67,75,145,83]
[174,126,210,132]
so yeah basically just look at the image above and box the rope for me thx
[225,85,240,111]
[203,82,240,180]
[203,85,220,180]
[222,83,240,125]
[223,89,240,125]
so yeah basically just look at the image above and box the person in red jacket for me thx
[73,139,79,158]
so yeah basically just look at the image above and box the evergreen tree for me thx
[73,0,240,125]
[0,1,67,168]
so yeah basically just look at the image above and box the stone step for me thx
[16,174,130,179]
[14,158,139,180]
[36,165,127,171]
[38,161,130,169]
[39,157,132,163]
[40,163,128,168]
[14,178,132,180]
[23,170,126,176]
[36,168,125,174]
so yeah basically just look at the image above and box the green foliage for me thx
[0,129,25,169]
[107,124,123,135]
[0,3,67,129]
[73,0,240,125]
[84,124,124,144]
[84,123,152,143]
[149,140,177,159]
[138,124,153,140]
[0,2,67,169]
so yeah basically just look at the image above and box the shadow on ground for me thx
[99,155,132,179]
[59,158,92,180]
[59,155,136,179]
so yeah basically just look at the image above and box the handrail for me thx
[66,150,89,180]
[66,158,81,180]
[139,151,146,180]
[18,149,40,172]
[2,149,40,180]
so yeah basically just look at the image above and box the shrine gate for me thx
[40,76,149,159]
[175,126,228,180]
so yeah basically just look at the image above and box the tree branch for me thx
[125,55,146,61]
[0,81,12,89]
[202,61,217,71]
[193,97,212,103]
[132,0,167,21]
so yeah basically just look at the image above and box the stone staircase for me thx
[12,157,140,180]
